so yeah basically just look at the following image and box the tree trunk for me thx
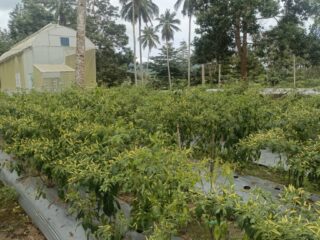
[201,64,205,86]
[234,17,248,81]
[241,24,248,81]
[166,41,172,90]
[132,2,138,86]
[293,55,296,88]
[58,0,66,26]
[139,16,144,84]
[188,15,192,87]
[218,63,221,85]
[75,0,86,87]
[147,49,150,74]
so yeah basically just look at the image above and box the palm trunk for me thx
[166,41,172,90]
[139,16,144,84]
[188,15,192,87]
[76,0,86,87]
[147,48,150,73]
[132,2,138,86]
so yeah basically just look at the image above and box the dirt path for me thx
[0,182,46,240]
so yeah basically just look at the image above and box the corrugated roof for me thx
[0,23,96,64]
[34,64,75,73]
[0,24,56,63]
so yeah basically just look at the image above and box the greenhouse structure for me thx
[0,23,97,93]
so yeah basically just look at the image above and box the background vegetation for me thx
[0,0,319,88]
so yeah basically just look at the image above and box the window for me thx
[60,37,70,47]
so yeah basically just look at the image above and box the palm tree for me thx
[139,26,160,73]
[120,0,137,85]
[174,0,197,87]
[120,0,159,85]
[76,0,86,87]
[156,10,181,90]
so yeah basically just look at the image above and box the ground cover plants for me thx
[0,86,320,239]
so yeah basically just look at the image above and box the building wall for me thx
[0,54,26,92]
[23,48,33,89]
[0,24,97,92]
[33,66,75,92]
[65,49,97,88]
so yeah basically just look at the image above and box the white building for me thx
[0,23,97,92]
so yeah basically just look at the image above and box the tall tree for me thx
[75,0,86,87]
[139,26,160,73]
[177,41,189,79]
[34,0,76,26]
[0,29,13,56]
[149,43,185,88]
[156,10,181,90]
[193,1,233,65]
[120,0,159,84]
[256,0,319,84]
[195,0,279,81]
[174,0,197,87]
[8,0,54,42]
[86,0,132,87]
[120,0,138,85]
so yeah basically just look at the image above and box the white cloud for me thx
[0,10,10,30]
[0,0,20,11]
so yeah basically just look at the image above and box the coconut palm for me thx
[139,26,160,73]
[120,0,159,85]
[120,0,137,85]
[156,10,181,90]
[174,0,197,87]
[75,0,86,87]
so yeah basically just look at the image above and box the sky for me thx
[0,0,20,30]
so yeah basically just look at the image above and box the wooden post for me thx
[293,55,296,88]
[218,64,221,86]
[202,64,205,86]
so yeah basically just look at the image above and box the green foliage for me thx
[1,87,320,239]
[0,29,13,56]
[0,183,18,205]
[86,0,133,87]
[8,0,55,42]
[149,43,188,87]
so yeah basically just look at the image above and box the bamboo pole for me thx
[202,64,205,86]
[293,55,296,88]
[218,64,221,86]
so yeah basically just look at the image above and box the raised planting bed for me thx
[0,151,88,240]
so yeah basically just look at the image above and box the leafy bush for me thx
[0,86,320,239]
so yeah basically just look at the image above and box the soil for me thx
[181,221,244,240]
[0,182,46,240]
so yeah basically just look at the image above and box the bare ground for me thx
[0,182,46,240]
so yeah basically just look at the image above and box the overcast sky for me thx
[0,0,20,30]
